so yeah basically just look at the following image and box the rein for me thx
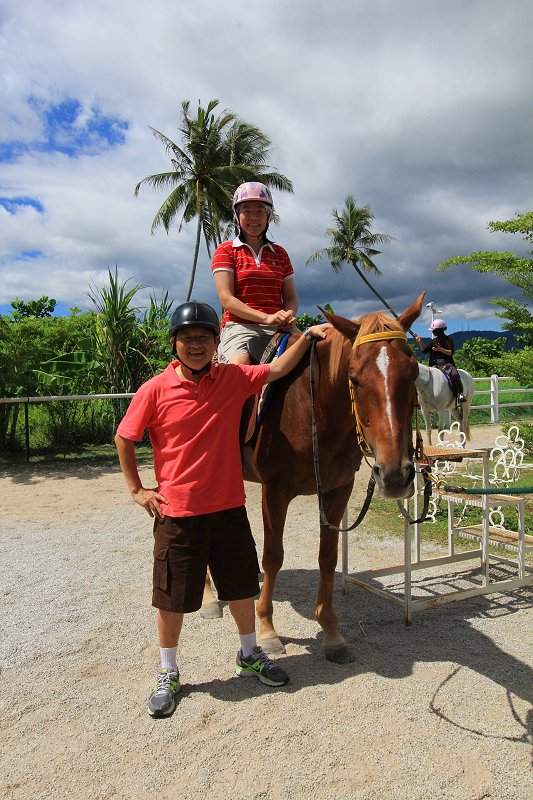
[309,340,375,532]
[309,329,432,532]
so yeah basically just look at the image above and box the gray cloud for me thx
[0,0,531,334]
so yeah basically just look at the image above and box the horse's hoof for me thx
[199,601,223,619]
[259,636,286,655]
[324,643,355,664]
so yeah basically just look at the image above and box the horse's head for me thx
[321,292,425,499]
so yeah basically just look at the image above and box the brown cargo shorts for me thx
[152,505,260,613]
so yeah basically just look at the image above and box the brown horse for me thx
[234,292,424,663]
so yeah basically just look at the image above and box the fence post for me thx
[24,401,30,462]
[490,374,499,423]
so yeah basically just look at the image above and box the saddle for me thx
[433,364,455,391]
[239,331,291,448]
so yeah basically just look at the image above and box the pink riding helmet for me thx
[232,182,274,225]
[429,318,447,331]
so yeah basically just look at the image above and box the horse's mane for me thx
[356,311,403,338]
[328,311,404,383]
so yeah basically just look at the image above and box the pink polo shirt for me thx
[116,361,270,517]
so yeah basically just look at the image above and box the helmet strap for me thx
[174,354,212,377]
[239,226,269,244]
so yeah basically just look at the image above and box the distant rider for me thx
[414,318,466,404]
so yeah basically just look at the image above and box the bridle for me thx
[309,330,431,532]
[350,330,410,457]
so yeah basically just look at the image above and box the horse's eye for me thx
[349,372,359,388]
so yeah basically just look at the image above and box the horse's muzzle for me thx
[372,461,415,499]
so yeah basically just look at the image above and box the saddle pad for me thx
[257,333,290,424]
[433,364,454,392]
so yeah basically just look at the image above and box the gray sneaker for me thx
[235,645,289,687]
[148,668,180,717]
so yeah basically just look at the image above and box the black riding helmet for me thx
[169,301,220,356]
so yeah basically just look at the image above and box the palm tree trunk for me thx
[186,215,202,302]
[351,263,416,336]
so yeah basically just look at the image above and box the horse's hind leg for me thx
[421,406,433,445]
[256,483,290,655]
[317,484,355,664]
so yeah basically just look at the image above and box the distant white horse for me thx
[415,364,474,445]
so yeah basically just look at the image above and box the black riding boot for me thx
[452,376,466,404]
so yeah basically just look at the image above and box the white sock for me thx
[239,632,257,659]
[160,646,178,674]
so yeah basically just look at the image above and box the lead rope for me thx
[396,388,432,523]
[309,340,376,533]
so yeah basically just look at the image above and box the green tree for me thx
[438,212,533,345]
[135,99,293,302]
[454,336,507,375]
[306,195,395,315]
[0,311,89,449]
[492,349,533,388]
[10,295,56,320]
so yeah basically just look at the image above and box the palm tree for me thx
[307,195,396,316]
[135,99,293,301]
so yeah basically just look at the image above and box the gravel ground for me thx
[1,424,532,800]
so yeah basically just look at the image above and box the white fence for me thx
[0,376,531,462]
[473,375,533,423]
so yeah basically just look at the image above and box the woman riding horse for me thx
[414,318,466,404]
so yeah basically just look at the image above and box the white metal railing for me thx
[472,375,533,423]
[1,376,531,461]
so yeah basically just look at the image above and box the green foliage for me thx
[86,265,145,394]
[295,312,324,329]
[135,98,293,301]
[0,273,174,453]
[454,336,507,375]
[438,211,532,343]
[492,348,533,388]
[0,311,90,449]
[10,295,57,320]
[489,211,533,242]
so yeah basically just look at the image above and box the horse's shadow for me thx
[186,566,533,716]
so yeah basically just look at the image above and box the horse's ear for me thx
[318,306,359,342]
[398,291,426,332]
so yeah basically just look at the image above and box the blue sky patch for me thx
[0,97,129,162]
[0,197,45,214]
[14,250,44,260]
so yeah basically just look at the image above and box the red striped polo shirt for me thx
[211,237,294,326]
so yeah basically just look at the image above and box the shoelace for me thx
[249,649,274,669]
[156,670,175,692]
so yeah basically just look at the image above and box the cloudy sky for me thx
[1,0,531,334]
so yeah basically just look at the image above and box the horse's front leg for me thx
[200,568,223,619]
[317,484,355,663]
[256,483,290,655]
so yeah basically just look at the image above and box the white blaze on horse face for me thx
[376,346,394,433]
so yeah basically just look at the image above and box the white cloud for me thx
[0,0,531,330]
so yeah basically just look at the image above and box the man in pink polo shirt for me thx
[115,300,329,717]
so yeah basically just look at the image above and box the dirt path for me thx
[1,424,531,800]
